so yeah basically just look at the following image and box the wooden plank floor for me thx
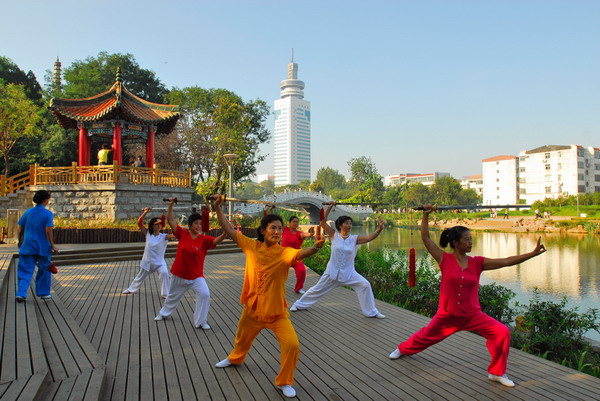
[51,253,600,401]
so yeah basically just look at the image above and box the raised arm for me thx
[483,237,546,271]
[319,202,336,238]
[214,194,239,244]
[357,217,384,245]
[421,206,444,265]
[138,207,150,236]
[212,231,227,247]
[296,237,325,260]
[166,198,177,231]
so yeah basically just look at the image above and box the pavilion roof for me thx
[49,69,180,134]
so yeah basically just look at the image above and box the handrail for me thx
[0,163,191,196]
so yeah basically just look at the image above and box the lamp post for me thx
[223,153,240,222]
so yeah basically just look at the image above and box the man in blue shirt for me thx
[16,190,58,302]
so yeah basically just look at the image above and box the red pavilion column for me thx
[146,126,155,168]
[78,123,87,166]
[113,122,123,165]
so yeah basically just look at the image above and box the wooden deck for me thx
[47,252,600,401]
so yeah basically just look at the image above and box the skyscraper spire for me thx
[53,57,62,91]
[280,52,304,99]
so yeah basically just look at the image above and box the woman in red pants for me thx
[389,205,546,387]
[281,216,314,294]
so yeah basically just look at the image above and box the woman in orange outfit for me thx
[390,205,546,388]
[213,195,324,399]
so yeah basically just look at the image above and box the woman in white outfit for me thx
[123,208,174,297]
[154,198,226,329]
[290,202,386,318]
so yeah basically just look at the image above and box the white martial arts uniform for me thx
[292,231,380,317]
[125,232,170,296]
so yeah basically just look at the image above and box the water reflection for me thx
[353,226,600,340]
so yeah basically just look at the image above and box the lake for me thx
[351,226,600,341]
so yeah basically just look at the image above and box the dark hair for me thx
[33,190,51,204]
[257,214,284,242]
[188,213,202,226]
[288,216,299,223]
[335,215,353,231]
[147,217,161,232]
[439,226,470,249]
[102,143,110,149]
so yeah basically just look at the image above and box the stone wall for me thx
[28,183,195,220]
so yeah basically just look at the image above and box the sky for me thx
[3,0,600,180]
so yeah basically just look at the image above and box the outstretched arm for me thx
[357,217,384,245]
[483,237,546,271]
[138,207,150,236]
[421,206,444,265]
[166,199,177,231]
[297,237,325,260]
[212,231,227,247]
[320,202,336,238]
[214,195,239,245]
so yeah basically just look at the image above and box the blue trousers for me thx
[17,255,52,298]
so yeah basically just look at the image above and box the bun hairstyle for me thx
[439,226,470,249]
[335,216,353,231]
[257,214,284,242]
[33,190,51,205]
[148,217,161,233]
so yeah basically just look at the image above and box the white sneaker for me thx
[155,314,168,321]
[122,290,132,294]
[488,373,515,387]
[215,358,233,368]
[289,305,298,312]
[197,323,211,330]
[277,385,297,398]
[370,313,386,319]
[40,295,52,300]
[389,348,402,359]
[296,289,305,294]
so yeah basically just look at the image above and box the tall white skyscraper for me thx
[273,57,311,186]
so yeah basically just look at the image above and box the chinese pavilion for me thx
[49,68,180,168]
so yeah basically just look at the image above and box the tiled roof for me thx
[482,155,516,162]
[49,71,180,134]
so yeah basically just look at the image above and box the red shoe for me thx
[48,263,58,274]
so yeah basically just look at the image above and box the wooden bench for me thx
[0,257,49,401]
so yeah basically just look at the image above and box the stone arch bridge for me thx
[234,190,373,224]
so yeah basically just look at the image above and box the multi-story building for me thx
[461,174,483,198]
[518,144,600,203]
[482,155,518,205]
[384,172,450,187]
[273,59,311,186]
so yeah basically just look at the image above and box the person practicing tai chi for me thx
[154,198,226,329]
[212,195,324,399]
[389,205,546,387]
[282,216,314,294]
[15,190,58,302]
[290,202,386,319]
[123,208,174,297]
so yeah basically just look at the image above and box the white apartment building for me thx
[273,59,311,186]
[461,174,483,197]
[482,155,518,205]
[518,144,600,203]
[384,172,450,187]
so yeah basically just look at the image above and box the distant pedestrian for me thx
[123,207,174,297]
[504,209,509,220]
[97,143,113,165]
[133,156,145,168]
[15,190,58,302]
[389,205,546,388]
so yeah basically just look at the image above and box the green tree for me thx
[62,52,167,102]
[0,84,41,175]
[347,156,384,203]
[165,87,270,195]
[0,56,43,104]
[382,183,408,207]
[404,182,432,207]
[310,166,347,193]
[430,176,463,205]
